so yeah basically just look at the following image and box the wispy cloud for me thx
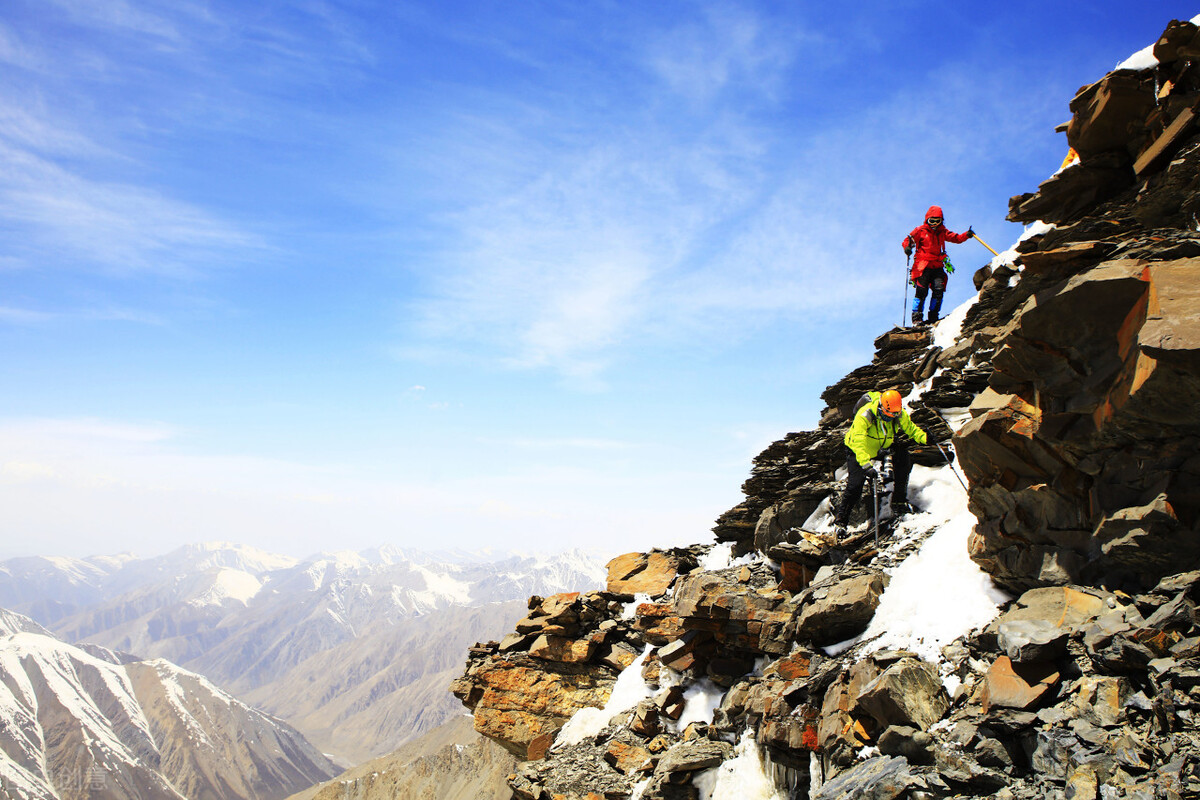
[43,0,182,41]
[0,134,263,277]
[0,22,44,71]
[645,2,804,106]
[395,6,818,381]
[0,306,56,325]
[0,1,382,287]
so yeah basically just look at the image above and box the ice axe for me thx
[914,399,971,492]
[972,232,1000,258]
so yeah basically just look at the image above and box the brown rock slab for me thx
[1072,675,1130,728]
[978,655,1061,713]
[658,635,699,672]
[605,740,653,775]
[995,586,1110,633]
[654,739,735,774]
[633,602,687,645]
[630,701,661,738]
[607,552,681,597]
[778,560,809,593]
[765,652,812,681]
[528,631,605,664]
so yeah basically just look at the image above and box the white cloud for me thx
[646,2,802,105]
[0,306,55,325]
[43,0,182,41]
[0,22,43,71]
[0,138,262,278]
[0,94,111,159]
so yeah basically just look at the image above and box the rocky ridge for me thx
[451,19,1200,800]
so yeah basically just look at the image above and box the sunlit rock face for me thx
[450,19,1200,800]
[959,25,1200,594]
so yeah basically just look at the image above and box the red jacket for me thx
[904,205,970,282]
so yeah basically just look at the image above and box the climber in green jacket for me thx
[832,389,928,539]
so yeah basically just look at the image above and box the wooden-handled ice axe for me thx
[972,232,1000,258]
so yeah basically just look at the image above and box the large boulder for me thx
[812,755,923,800]
[671,569,794,655]
[450,654,616,759]
[792,571,889,647]
[852,658,950,732]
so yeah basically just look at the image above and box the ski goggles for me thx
[926,217,942,224]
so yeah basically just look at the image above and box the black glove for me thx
[903,239,913,257]
[864,466,878,481]
[967,227,975,238]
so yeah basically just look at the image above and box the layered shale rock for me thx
[452,19,1200,800]
[959,21,1200,595]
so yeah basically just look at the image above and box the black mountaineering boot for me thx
[911,312,924,327]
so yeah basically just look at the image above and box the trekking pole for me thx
[903,255,910,327]
[932,440,970,493]
[871,474,881,549]
[973,234,1000,258]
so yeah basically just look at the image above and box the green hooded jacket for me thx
[843,391,928,466]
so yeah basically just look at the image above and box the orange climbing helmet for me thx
[879,389,903,418]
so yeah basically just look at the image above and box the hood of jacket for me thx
[925,205,944,221]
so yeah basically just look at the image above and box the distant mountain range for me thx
[0,542,608,762]
[0,609,336,800]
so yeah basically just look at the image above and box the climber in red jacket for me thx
[903,205,973,326]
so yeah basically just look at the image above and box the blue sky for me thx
[0,1,1191,560]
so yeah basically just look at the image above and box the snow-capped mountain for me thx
[0,613,336,800]
[1,543,608,762]
[0,543,295,626]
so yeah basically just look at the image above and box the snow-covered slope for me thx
[0,630,336,800]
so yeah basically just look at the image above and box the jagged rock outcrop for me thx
[450,588,657,759]
[957,22,1200,594]
[452,19,1200,800]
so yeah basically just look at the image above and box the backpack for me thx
[851,391,878,421]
